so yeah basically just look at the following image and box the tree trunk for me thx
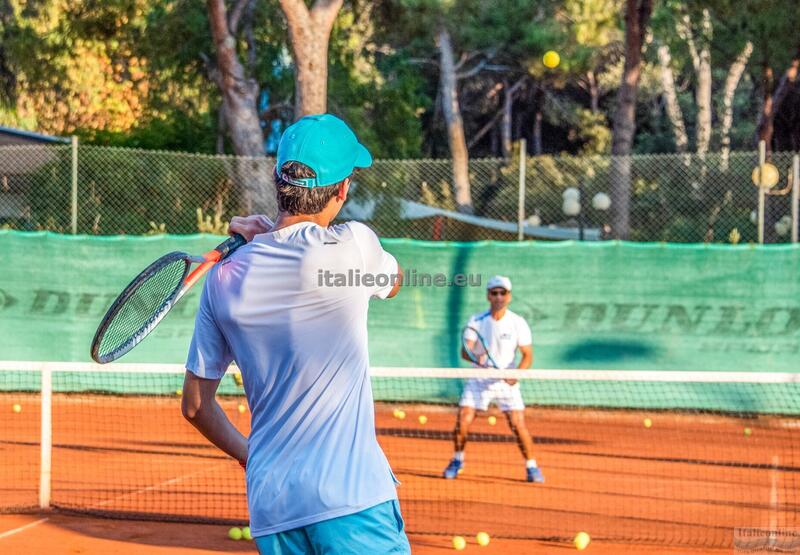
[656,45,688,154]
[207,0,275,217]
[694,10,712,157]
[279,0,343,119]
[532,87,544,155]
[610,0,653,239]
[756,45,800,153]
[587,69,599,114]
[720,41,753,170]
[437,26,472,213]
[501,79,512,159]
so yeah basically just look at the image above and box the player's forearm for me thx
[517,352,533,369]
[184,400,248,464]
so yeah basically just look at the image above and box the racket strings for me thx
[96,258,188,359]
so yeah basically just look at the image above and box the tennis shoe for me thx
[526,467,545,483]
[443,459,463,479]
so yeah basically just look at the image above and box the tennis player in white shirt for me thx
[442,275,544,483]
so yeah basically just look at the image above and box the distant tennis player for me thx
[181,114,410,554]
[443,275,543,483]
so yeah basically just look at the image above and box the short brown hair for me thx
[274,162,343,215]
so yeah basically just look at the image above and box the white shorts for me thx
[459,378,525,412]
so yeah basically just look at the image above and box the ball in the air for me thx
[418,415,428,425]
[476,531,491,546]
[488,415,497,426]
[574,531,591,550]
[452,535,467,550]
[228,527,243,540]
[543,50,560,68]
[242,526,252,540]
[238,404,246,414]
[12,403,21,413]
[744,427,752,436]
[643,418,652,428]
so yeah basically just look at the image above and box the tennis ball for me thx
[488,415,497,426]
[574,531,591,550]
[418,415,428,425]
[476,531,490,546]
[238,404,246,414]
[452,535,466,550]
[643,418,652,428]
[228,527,242,541]
[232,372,243,387]
[175,389,182,396]
[242,526,252,540]
[12,404,21,413]
[394,409,406,420]
[744,427,752,436]
[543,50,560,69]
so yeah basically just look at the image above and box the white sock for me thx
[526,459,537,469]
[454,451,465,462]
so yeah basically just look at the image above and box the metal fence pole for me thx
[70,136,78,234]
[757,140,766,244]
[792,155,799,244]
[517,139,527,241]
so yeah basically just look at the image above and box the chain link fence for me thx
[1,142,798,243]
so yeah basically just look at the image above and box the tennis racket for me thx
[91,234,247,363]
[461,325,499,369]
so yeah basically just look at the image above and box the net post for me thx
[792,155,799,244]
[517,138,527,241]
[39,365,52,509]
[70,136,79,235]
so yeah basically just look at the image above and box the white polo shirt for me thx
[186,221,399,537]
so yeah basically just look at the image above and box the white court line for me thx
[94,461,232,508]
[0,518,49,540]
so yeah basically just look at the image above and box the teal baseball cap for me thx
[276,114,373,188]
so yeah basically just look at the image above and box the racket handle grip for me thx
[215,233,247,260]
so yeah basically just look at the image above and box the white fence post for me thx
[517,139,527,241]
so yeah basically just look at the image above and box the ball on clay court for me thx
[418,415,428,425]
[574,531,591,550]
[242,526,252,540]
[175,389,182,396]
[488,415,497,425]
[476,531,491,546]
[452,535,467,550]
[228,527,243,540]
[12,403,22,413]
[643,418,652,428]
[238,404,247,414]
[744,427,752,436]
[543,50,560,68]
[394,409,406,420]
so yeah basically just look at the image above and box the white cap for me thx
[486,275,512,291]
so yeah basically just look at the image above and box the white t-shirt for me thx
[464,309,532,369]
[186,221,399,536]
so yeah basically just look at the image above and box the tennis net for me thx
[1,361,798,548]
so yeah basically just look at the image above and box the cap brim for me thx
[354,144,373,169]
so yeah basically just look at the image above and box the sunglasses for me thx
[489,289,508,297]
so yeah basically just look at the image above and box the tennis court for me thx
[2,363,797,552]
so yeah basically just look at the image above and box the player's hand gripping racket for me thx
[91,234,248,363]
[461,325,499,369]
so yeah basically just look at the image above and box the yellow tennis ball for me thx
[744,427,752,436]
[543,50,560,68]
[488,415,497,425]
[238,404,246,414]
[12,403,22,413]
[643,418,652,428]
[175,389,182,396]
[228,527,242,540]
[452,535,466,550]
[242,526,252,540]
[395,410,406,420]
[418,415,428,425]
[476,531,490,546]
[574,531,591,550]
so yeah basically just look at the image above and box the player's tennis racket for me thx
[91,234,247,363]
[461,325,499,369]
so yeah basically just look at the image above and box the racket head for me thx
[461,325,498,368]
[91,252,191,363]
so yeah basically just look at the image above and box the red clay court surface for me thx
[2,393,798,552]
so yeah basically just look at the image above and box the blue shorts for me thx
[254,499,410,555]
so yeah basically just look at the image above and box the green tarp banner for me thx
[1,230,799,372]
